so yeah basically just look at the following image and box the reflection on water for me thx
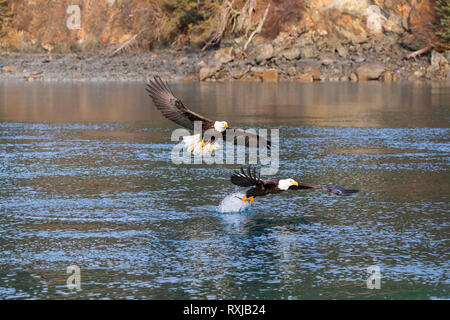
[0,81,449,299]
[1,81,449,127]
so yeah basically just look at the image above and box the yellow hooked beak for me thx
[224,123,229,128]
[201,139,205,147]
[292,181,299,187]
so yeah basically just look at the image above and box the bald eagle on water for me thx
[231,167,359,204]
[146,76,271,155]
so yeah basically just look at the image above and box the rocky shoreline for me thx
[1,0,449,82]
[1,34,449,83]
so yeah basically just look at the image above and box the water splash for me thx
[217,191,250,213]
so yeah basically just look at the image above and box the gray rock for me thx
[356,63,385,80]
[351,34,368,45]
[282,47,301,60]
[255,43,274,64]
[328,37,347,58]
[199,66,220,81]
[250,66,265,74]
[445,51,450,63]
[353,57,365,63]
[297,34,314,47]
[362,43,372,50]
[431,50,448,69]
[335,43,348,58]
[287,66,297,76]
[300,46,316,59]
[319,53,335,65]
[214,47,233,65]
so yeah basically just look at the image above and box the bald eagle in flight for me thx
[231,167,359,204]
[146,76,271,155]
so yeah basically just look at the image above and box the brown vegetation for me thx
[435,0,450,50]
[0,0,446,54]
[0,0,283,52]
[0,0,11,36]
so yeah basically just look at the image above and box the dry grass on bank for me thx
[0,0,303,52]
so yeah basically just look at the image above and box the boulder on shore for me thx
[263,69,278,82]
[255,43,274,64]
[356,63,385,80]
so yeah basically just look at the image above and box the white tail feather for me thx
[182,134,218,155]
[183,134,201,153]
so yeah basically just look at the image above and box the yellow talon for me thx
[209,144,214,154]
[241,196,248,202]
[248,197,254,204]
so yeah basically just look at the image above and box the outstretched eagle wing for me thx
[146,76,214,131]
[230,167,276,189]
[289,182,358,196]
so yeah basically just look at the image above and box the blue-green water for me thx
[0,81,449,299]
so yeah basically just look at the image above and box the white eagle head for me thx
[278,178,299,191]
[214,121,229,132]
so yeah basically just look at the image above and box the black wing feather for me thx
[230,166,264,187]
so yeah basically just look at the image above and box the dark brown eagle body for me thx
[246,179,280,198]
[231,167,358,203]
